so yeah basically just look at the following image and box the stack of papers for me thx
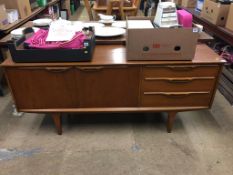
[46,19,76,42]
[127,20,154,29]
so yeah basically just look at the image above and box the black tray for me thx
[8,28,95,63]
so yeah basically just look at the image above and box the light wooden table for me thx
[92,1,139,20]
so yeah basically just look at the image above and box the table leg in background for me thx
[0,84,3,96]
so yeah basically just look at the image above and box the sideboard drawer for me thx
[141,92,211,107]
[143,65,220,78]
[142,77,216,92]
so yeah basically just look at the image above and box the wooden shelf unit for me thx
[0,0,61,95]
[0,0,60,35]
[183,8,233,105]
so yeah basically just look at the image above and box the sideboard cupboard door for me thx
[75,66,140,107]
[5,67,79,109]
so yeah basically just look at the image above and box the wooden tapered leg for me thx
[51,113,62,135]
[166,111,177,133]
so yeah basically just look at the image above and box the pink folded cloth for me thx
[25,29,87,49]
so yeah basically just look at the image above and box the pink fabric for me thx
[25,29,87,49]
[177,10,193,28]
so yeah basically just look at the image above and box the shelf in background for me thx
[182,8,233,105]
[219,66,233,105]
[0,0,60,34]
[184,8,233,46]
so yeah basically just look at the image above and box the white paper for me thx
[46,19,76,42]
[127,20,154,29]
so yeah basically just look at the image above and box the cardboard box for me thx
[0,4,8,29]
[126,17,198,61]
[0,0,32,19]
[182,0,197,8]
[201,0,230,26]
[226,4,233,31]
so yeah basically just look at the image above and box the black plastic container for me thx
[8,28,95,63]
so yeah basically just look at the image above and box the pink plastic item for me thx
[177,10,193,28]
[25,29,87,49]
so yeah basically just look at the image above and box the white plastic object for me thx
[154,0,179,28]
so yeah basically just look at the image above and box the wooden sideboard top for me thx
[1,44,224,67]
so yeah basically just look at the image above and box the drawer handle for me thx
[144,65,198,70]
[76,66,104,71]
[166,66,197,71]
[145,77,215,83]
[144,91,210,97]
[168,78,193,83]
[45,67,72,73]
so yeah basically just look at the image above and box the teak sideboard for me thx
[1,44,224,135]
